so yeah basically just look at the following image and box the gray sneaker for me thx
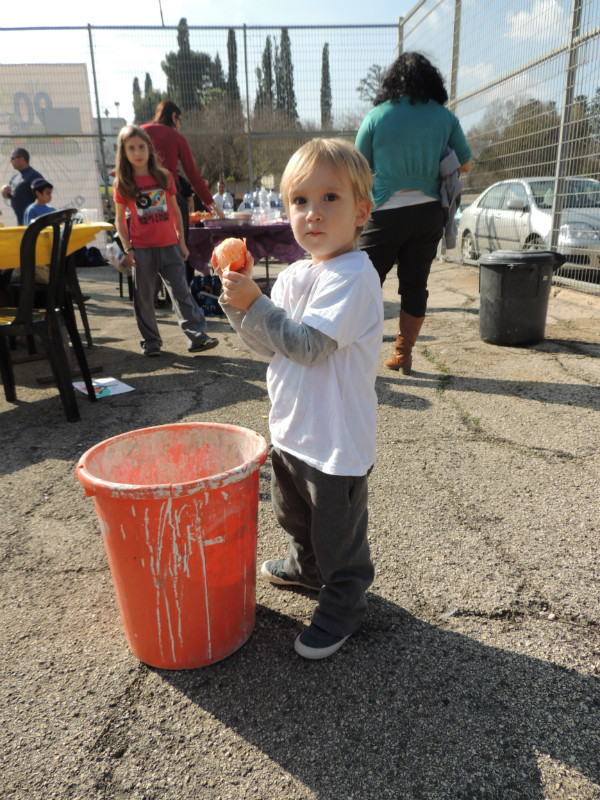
[260,560,321,591]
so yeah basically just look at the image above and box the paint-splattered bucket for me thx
[76,423,268,669]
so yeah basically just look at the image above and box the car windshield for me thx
[530,179,600,209]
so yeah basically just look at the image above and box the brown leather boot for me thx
[385,310,425,374]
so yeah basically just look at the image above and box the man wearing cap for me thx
[24,179,56,225]
[1,148,44,225]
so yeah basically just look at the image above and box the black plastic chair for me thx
[0,209,97,422]
[66,251,94,346]
[9,241,95,348]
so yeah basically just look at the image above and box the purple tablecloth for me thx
[187,222,306,275]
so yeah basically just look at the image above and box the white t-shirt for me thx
[268,250,383,476]
[213,192,225,212]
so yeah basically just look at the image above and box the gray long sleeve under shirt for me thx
[219,293,338,365]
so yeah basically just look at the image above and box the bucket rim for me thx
[75,421,269,498]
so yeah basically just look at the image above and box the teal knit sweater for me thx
[355,97,471,209]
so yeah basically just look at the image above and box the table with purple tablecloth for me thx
[187,222,306,282]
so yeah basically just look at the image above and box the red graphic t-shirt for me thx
[114,172,179,249]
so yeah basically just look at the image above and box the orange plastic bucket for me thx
[75,422,268,669]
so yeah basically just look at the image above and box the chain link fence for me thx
[0,23,399,226]
[2,9,599,293]
[402,0,600,293]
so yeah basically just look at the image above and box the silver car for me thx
[458,177,600,267]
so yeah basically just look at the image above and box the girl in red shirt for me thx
[114,125,218,357]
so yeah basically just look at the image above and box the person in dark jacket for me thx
[1,148,45,302]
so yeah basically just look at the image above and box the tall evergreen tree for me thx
[275,28,299,127]
[132,77,142,120]
[161,18,218,111]
[226,28,241,102]
[320,43,332,129]
[254,37,275,115]
[213,53,226,91]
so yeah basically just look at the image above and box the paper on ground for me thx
[73,377,134,398]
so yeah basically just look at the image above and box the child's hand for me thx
[180,242,189,261]
[216,251,259,311]
[221,269,262,312]
[123,251,136,268]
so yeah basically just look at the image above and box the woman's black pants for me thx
[359,201,444,318]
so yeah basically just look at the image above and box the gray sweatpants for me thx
[271,447,374,638]
[132,245,207,352]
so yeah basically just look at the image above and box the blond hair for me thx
[280,138,373,225]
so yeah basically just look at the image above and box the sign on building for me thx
[0,64,104,226]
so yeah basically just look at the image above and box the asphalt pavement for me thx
[1,256,599,800]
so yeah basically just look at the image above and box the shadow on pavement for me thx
[376,372,600,410]
[156,598,600,800]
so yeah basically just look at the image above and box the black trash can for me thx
[478,250,566,345]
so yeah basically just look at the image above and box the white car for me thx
[458,177,600,268]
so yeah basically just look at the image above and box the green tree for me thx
[589,87,600,145]
[132,73,167,124]
[274,28,299,128]
[320,43,333,130]
[254,36,275,115]
[161,18,221,111]
[226,28,241,103]
[467,98,560,187]
[249,30,301,182]
[357,64,385,104]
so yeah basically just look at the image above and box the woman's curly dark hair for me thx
[374,52,448,106]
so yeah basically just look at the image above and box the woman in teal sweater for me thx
[356,52,471,374]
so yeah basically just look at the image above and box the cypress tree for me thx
[255,36,274,114]
[320,43,332,129]
[161,18,217,111]
[227,28,241,102]
[275,28,299,127]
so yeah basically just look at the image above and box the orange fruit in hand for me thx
[211,238,247,271]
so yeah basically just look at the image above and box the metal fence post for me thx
[87,25,110,215]
[243,25,254,190]
[551,0,583,250]
[449,0,462,113]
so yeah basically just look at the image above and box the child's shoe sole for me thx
[260,560,321,591]
[294,624,349,660]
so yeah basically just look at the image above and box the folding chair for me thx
[0,209,97,422]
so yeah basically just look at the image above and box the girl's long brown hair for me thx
[114,125,169,201]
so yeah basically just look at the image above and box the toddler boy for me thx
[217,138,383,659]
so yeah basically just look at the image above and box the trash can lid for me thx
[479,249,566,268]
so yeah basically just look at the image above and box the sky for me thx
[0,0,411,27]
[1,1,409,131]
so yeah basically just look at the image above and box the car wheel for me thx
[524,234,545,250]
[461,231,478,262]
